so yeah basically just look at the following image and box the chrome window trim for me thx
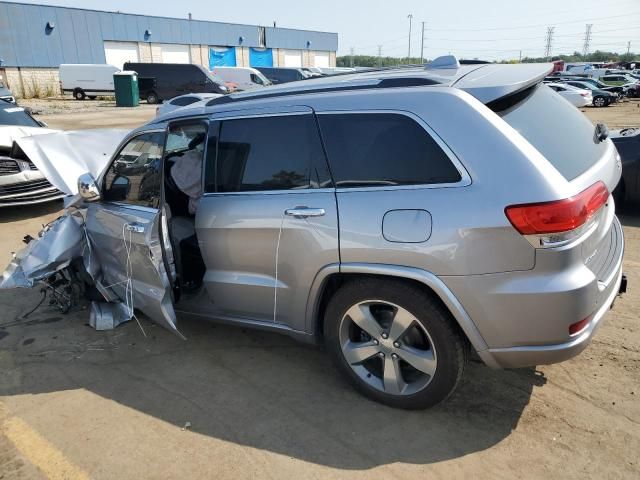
[315,109,472,193]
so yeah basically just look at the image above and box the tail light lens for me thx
[505,181,609,247]
[569,316,591,335]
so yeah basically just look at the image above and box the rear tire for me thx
[324,278,467,409]
[73,89,86,100]
[146,92,159,104]
[593,96,607,107]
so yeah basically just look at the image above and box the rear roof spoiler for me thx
[454,63,553,104]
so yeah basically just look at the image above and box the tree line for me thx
[337,51,638,68]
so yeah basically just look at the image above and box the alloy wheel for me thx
[338,300,437,396]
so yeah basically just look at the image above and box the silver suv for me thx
[72,58,624,408]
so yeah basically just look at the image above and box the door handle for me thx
[125,222,145,234]
[284,207,326,218]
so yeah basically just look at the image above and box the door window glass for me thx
[318,113,461,187]
[207,114,330,193]
[103,132,165,207]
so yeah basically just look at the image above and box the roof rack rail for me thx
[205,76,440,107]
[426,55,460,70]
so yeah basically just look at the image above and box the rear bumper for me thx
[443,216,625,369]
[478,266,623,368]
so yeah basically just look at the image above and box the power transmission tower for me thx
[544,27,555,59]
[350,47,354,67]
[407,14,413,60]
[420,22,426,63]
[377,45,382,67]
[627,41,632,55]
[582,24,593,57]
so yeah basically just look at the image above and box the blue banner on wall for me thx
[209,47,237,68]
[249,48,273,67]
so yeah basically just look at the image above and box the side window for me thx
[205,114,330,193]
[317,113,462,187]
[103,132,165,207]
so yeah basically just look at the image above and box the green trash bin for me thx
[113,71,139,107]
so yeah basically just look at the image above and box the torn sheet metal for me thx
[15,128,129,195]
[89,301,132,330]
[0,206,131,328]
[0,210,86,289]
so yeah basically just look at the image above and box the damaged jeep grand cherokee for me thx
[1,57,626,409]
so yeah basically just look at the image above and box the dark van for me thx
[254,67,309,84]
[123,62,228,104]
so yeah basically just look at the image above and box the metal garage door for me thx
[314,52,330,68]
[104,41,139,70]
[283,50,302,67]
[159,44,190,63]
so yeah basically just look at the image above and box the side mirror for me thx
[78,172,101,202]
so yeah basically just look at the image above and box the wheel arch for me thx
[306,263,490,355]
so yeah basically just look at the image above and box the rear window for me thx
[318,113,461,187]
[497,84,607,180]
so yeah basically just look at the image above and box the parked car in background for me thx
[59,64,120,100]
[600,74,638,86]
[0,104,63,206]
[212,67,272,91]
[0,79,16,104]
[25,59,624,409]
[301,67,323,77]
[546,82,592,107]
[123,62,228,104]
[556,76,624,98]
[254,67,309,84]
[560,80,616,107]
[623,82,640,98]
[611,128,640,207]
[155,93,222,116]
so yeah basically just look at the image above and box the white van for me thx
[211,67,271,91]
[59,64,120,100]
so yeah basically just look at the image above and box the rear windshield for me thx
[0,105,40,127]
[497,84,607,180]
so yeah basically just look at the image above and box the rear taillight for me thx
[505,181,609,247]
[580,92,588,97]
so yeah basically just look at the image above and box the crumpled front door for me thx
[85,202,183,339]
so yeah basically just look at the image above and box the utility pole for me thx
[377,45,382,67]
[627,41,632,55]
[519,50,522,62]
[582,24,593,57]
[420,22,426,63]
[544,26,555,59]
[350,47,354,68]
[407,14,413,60]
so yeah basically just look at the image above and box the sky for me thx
[15,0,640,60]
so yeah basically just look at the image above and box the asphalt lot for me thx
[0,99,638,479]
